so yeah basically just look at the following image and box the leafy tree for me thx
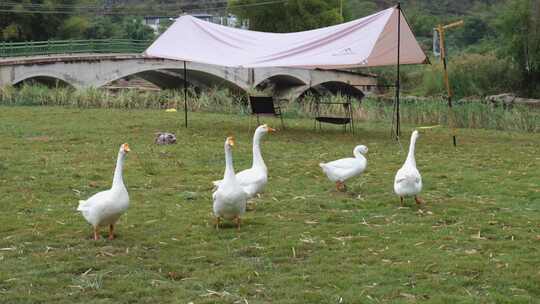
[158,18,175,34]
[122,17,155,40]
[494,0,540,97]
[342,0,378,21]
[406,9,440,37]
[0,0,66,41]
[228,0,342,32]
[2,23,22,41]
[0,0,157,41]
[85,16,123,39]
[58,16,90,39]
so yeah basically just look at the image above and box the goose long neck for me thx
[224,144,236,181]
[252,131,266,169]
[112,152,126,188]
[405,135,417,167]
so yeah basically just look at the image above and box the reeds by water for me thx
[1,85,537,132]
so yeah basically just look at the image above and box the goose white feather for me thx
[320,145,368,191]
[212,137,249,229]
[77,143,130,240]
[394,130,423,201]
[213,125,275,198]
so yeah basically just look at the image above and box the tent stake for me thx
[184,60,188,128]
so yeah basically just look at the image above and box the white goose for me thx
[77,143,130,240]
[213,124,275,198]
[320,145,368,192]
[394,130,423,205]
[212,136,249,230]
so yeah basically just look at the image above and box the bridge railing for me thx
[0,39,153,58]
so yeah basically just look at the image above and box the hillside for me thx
[108,0,501,19]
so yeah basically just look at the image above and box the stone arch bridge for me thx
[0,54,377,100]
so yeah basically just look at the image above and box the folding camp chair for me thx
[249,96,285,129]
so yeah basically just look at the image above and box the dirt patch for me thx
[27,136,51,142]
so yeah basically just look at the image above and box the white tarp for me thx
[144,6,427,69]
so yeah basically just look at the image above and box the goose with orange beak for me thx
[212,136,249,230]
[394,130,423,205]
[320,145,368,192]
[213,124,276,198]
[77,143,130,240]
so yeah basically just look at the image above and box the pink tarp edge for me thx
[144,6,427,69]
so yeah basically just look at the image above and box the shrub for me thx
[419,53,520,98]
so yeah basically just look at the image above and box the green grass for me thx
[0,106,539,303]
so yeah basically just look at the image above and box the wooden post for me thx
[436,20,463,147]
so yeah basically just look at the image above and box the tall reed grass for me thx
[0,84,538,132]
[288,93,538,132]
[365,53,523,98]
[0,85,247,113]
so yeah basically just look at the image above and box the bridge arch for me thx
[310,81,364,99]
[93,59,250,94]
[254,73,308,93]
[292,81,365,101]
[12,71,76,88]
[254,69,310,87]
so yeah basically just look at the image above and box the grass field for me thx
[0,106,539,303]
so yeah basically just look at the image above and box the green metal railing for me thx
[0,39,153,58]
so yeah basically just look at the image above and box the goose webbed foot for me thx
[214,217,222,230]
[108,224,115,240]
[336,181,346,192]
[93,226,100,241]
[415,196,424,205]
[234,216,241,231]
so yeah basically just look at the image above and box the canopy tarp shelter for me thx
[144,4,427,135]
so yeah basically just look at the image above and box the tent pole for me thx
[184,60,188,128]
[395,2,401,139]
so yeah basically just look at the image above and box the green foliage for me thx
[455,16,490,46]
[342,0,378,21]
[158,18,175,35]
[407,9,440,37]
[493,0,540,97]
[0,1,66,41]
[417,53,519,98]
[122,17,155,40]
[58,16,91,39]
[1,23,21,41]
[0,1,155,42]
[85,16,123,39]
[229,0,342,32]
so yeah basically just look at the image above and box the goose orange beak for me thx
[123,143,131,152]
